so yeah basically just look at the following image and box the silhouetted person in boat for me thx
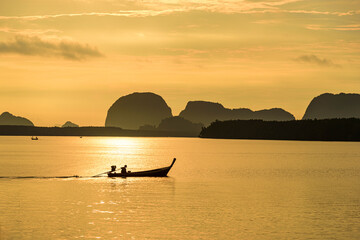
[111,165,116,172]
[121,165,127,174]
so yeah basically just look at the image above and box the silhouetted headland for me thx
[179,101,295,126]
[303,93,360,119]
[200,118,360,141]
[2,92,360,140]
[62,121,79,128]
[0,112,34,126]
[105,92,172,129]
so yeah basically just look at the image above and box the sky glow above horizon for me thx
[0,0,359,126]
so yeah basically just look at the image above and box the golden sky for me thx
[0,0,359,126]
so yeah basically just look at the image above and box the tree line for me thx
[199,118,360,141]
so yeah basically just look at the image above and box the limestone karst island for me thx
[1,92,360,141]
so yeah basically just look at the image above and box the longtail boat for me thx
[107,158,176,177]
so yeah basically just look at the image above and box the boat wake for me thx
[0,175,106,179]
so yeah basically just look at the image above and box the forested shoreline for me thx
[0,126,198,137]
[200,119,360,141]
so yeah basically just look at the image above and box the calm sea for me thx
[0,136,359,240]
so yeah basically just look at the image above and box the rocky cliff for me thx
[0,112,34,126]
[179,101,295,126]
[302,93,360,119]
[105,92,172,129]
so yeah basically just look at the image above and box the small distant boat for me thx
[107,158,176,177]
[31,136,38,140]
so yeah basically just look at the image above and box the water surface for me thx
[0,136,359,239]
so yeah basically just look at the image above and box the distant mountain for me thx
[179,101,295,126]
[303,93,360,120]
[157,116,203,134]
[62,121,79,128]
[105,92,172,129]
[0,112,34,126]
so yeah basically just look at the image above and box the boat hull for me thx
[107,158,176,178]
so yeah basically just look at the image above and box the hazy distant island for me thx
[0,112,34,126]
[198,93,360,141]
[1,92,360,140]
[62,121,79,128]
[103,92,297,134]
[303,93,360,120]
[179,101,295,126]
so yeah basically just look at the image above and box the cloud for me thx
[0,10,185,20]
[295,55,340,68]
[0,9,355,22]
[0,27,62,35]
[0,35,103,60]
[306,24,360,31]
[253,19,281,24]
[0,8,356,21]
[2,0,356,20]
[286,10,356,16]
